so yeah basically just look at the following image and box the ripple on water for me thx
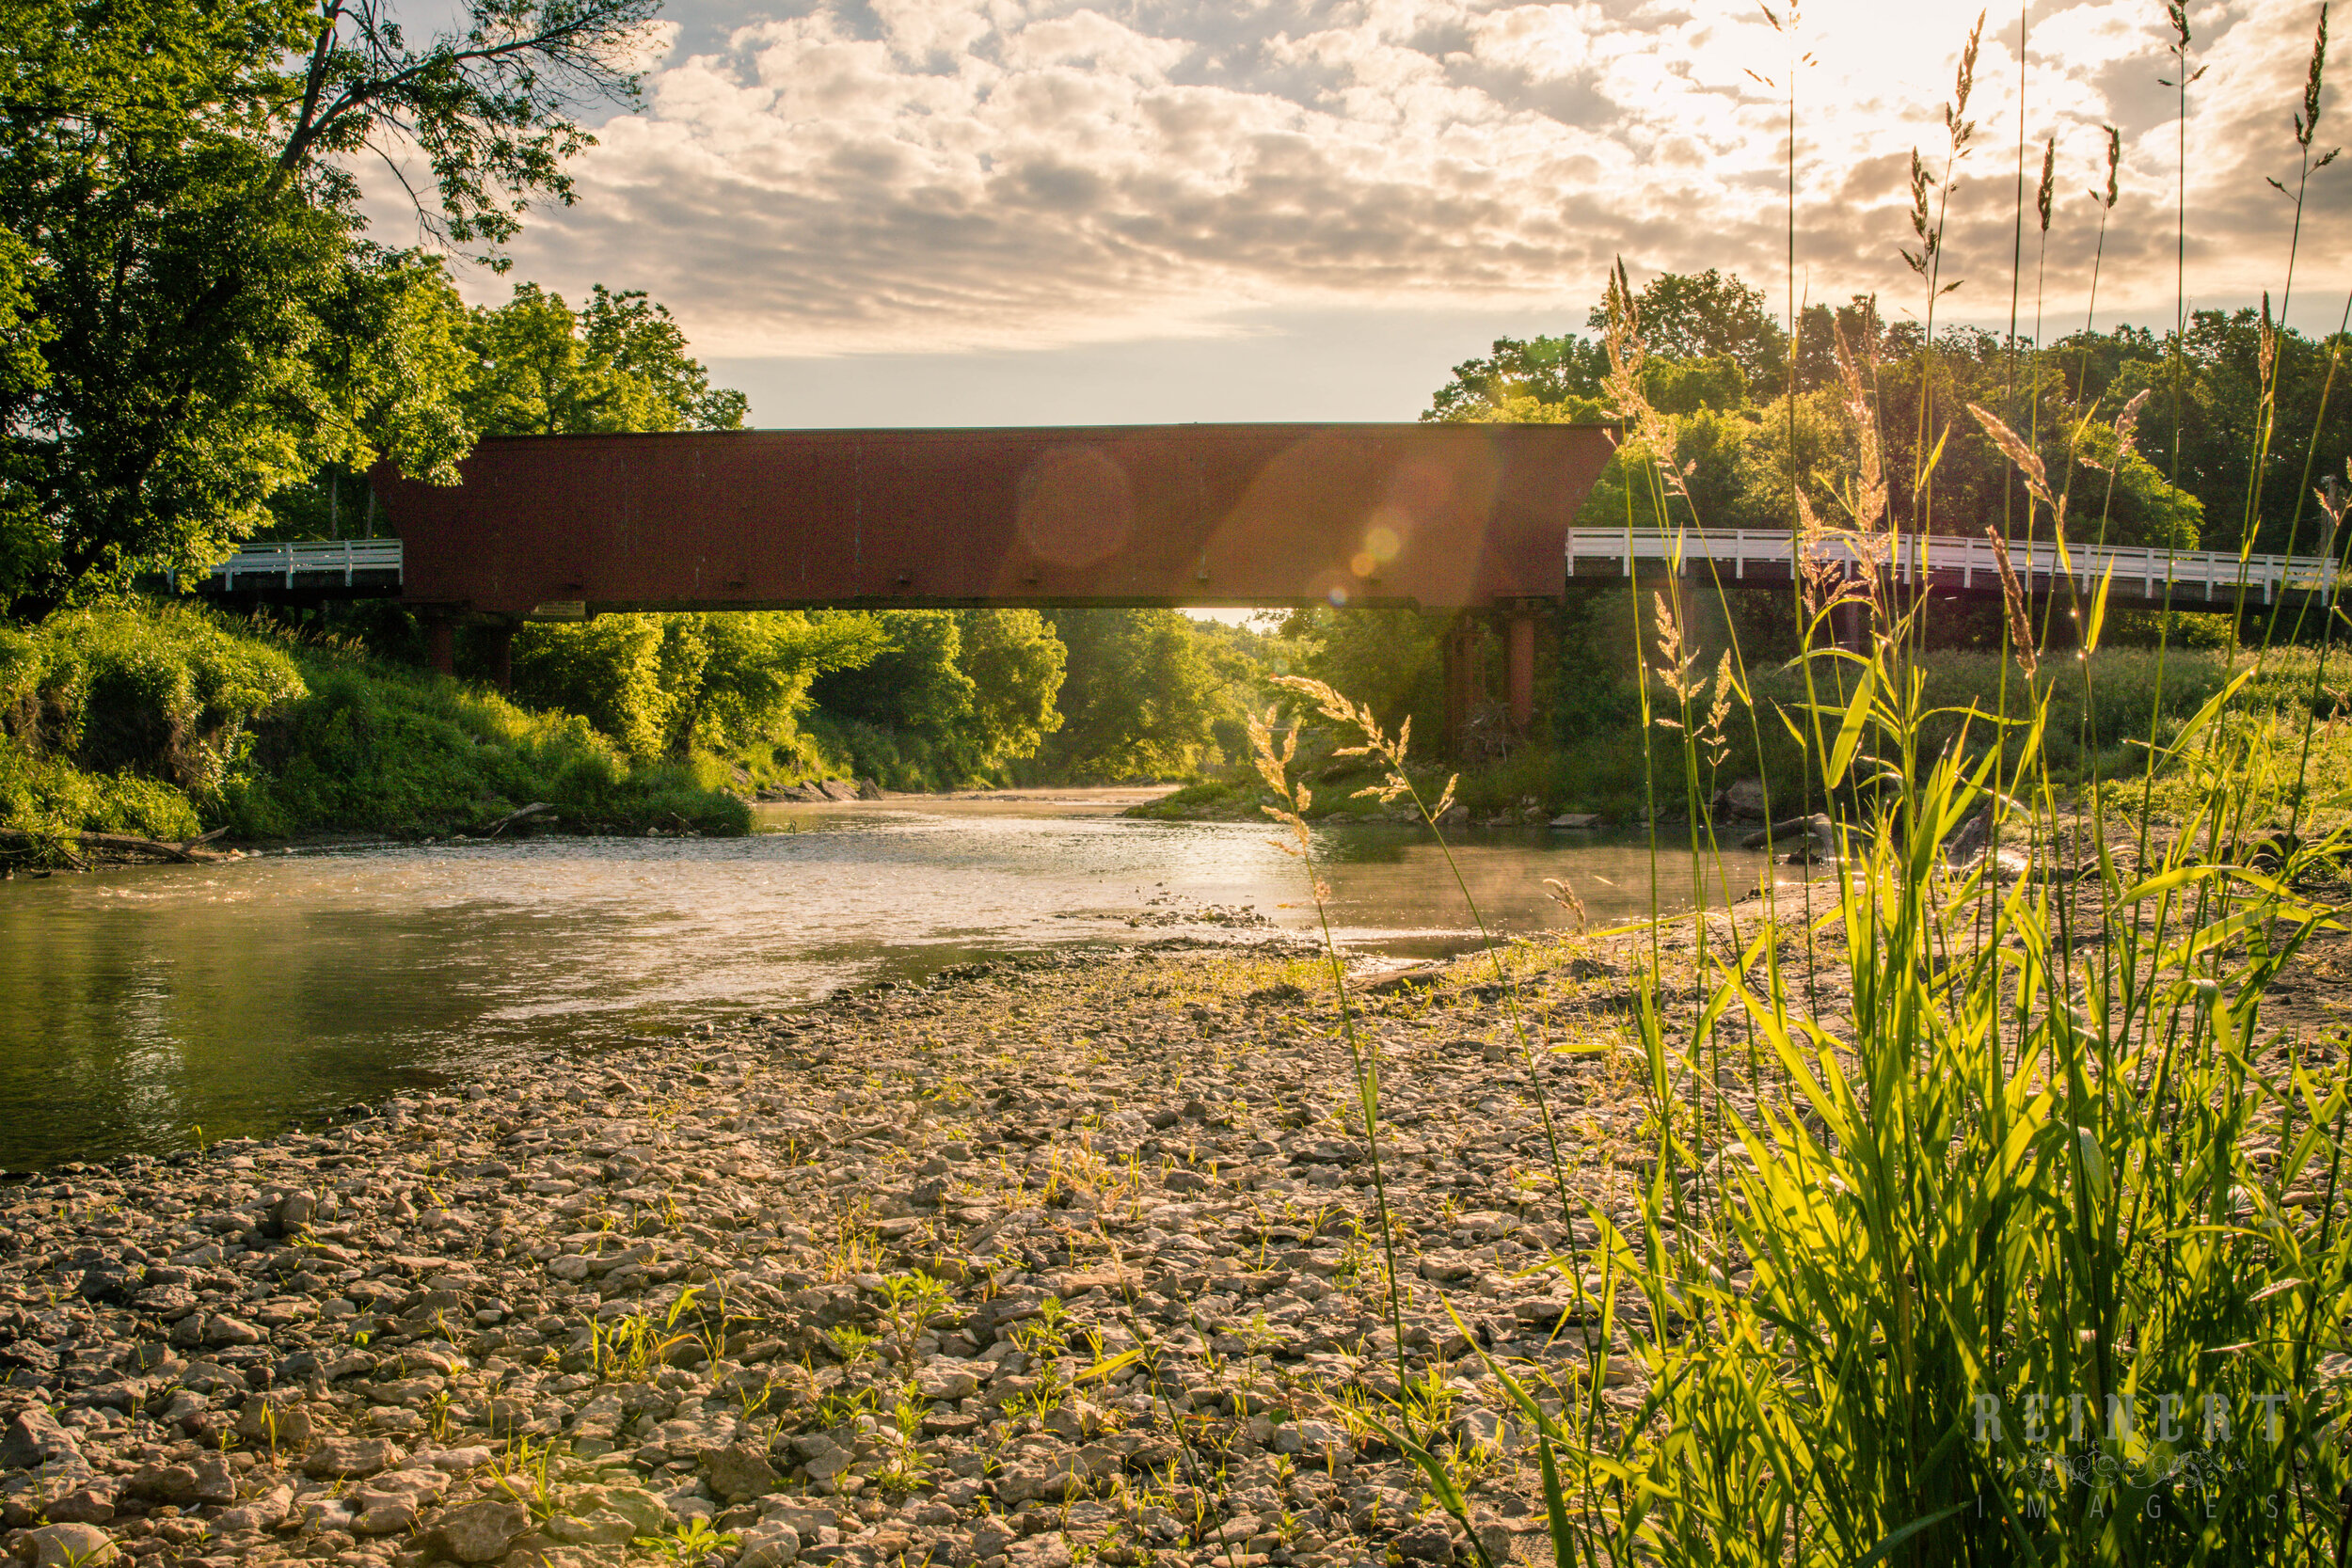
[0,799,1763,1165]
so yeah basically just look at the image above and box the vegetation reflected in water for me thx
[0,805,1763,1167]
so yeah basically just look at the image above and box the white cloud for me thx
[469,0,2349,356]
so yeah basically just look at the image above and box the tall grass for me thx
[1257,8,2352,1561]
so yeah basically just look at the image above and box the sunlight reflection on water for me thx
[0,797,1766,1166]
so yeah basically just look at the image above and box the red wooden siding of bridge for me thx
[375,423,1617,621]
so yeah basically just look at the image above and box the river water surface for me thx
[0,791,1769,1169]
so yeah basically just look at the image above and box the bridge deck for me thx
[184,538,405,597]
[193,527,2343,616]
[1570,527,2340,610]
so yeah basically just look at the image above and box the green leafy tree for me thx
[460,276,784,760]
[463,284,748,436]
[513,610,883,761]
[809,610,1065,786]
[2089,309,2346,554]
[948,610,1066,773]
[1273,607,1446,746]
[1041,610,1226,781]
[1422,335,1608,423]
[262,250,479,541]
[1789,296,1887,392]
[1587,269,1789,390]
[1643,356,1748,416]
[269,268,740,539]
[1727,390,1850,531]
[2070,420,2204,549]
[0,0,660,614]
[508,613,667,758]
[670,612,885,755]
[810,611,977,740]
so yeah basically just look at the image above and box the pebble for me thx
[0,935,1680,1568]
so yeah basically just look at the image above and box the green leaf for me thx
[1855,1500,1970,1565]
[1535,1437,1575,1568]
[1772,701,1809,751]
[2083,562,2115,653]
[1076,1349,1141,1385]
[1356,1407,1495,1568]
[1826,664,1878,787]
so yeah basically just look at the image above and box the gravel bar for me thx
[0,931,1687,1568]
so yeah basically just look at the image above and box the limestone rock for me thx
[914,1361,983,1402]
[0,1410,79,1471]
[1715,776,1769,821]
[126,1464,197,1505]
[427,1498,532,1564]
[1007,1534,1073,1568]
[44,1487,114,1526]
[352,1494,420,1536]
[546,1507,638,1545]
[24,1524,117,1568]
[266,1189,317,1236]
[304,1434,402,1480]
[202,1315,262,1347]
[1394,1519,1456,1563]
[211,1481,293,1535]
[703,1442,780,1502]
[993,1455,1092,1505]
[234,1394,313,1453]
[736,1521,802,1568]
[189,1453,236,1505]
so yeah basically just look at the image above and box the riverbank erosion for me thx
[0,931,1692,1568]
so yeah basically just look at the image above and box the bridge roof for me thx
[373,422,1619,620]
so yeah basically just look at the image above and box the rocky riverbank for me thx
[0,933,1674,1568]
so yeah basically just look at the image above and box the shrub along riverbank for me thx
[0,603,750,862]
[1132,644,2352,830]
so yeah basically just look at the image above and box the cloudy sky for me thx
[444,0,2345,427]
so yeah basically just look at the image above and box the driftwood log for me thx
[481,801,557,837]
[0,825,228,863]
[1739,814,1835,849]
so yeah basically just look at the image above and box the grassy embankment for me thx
[1135,643,2352,831]
[0,602,749,861]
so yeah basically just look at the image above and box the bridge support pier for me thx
[1441,610,1540,757]
[424,619,455,679]
[1506,611,1536,736]
[1834,597,1864,653]
[1442,618,1481,758]
[484,624,515,693]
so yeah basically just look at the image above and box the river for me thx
[0,790,1770,1169]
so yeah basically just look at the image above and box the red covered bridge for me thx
[370,422,1621,745]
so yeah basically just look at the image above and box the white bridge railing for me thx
[1568,527,2341,606]
[198,538,404,588]
[183,531,2345,606]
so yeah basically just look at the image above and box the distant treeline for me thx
[1426,268,2349,559]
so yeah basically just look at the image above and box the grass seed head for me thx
[2297,5,2330,151]
[1986,528,2039,677]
